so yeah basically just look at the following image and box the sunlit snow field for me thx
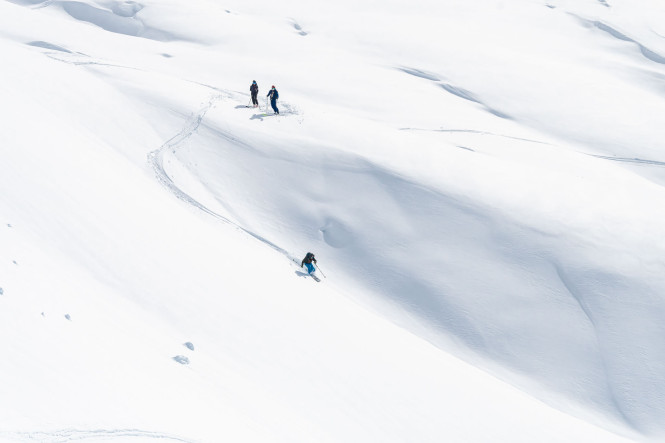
[1,0,665,441]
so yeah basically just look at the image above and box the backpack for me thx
[273,89,279,100]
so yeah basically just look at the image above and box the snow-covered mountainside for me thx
[2,0,665,441]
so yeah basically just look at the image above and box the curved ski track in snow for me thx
[147,94,300,263]
[40,45,300,263]
[400,127,551,145]
[3,428,192,442]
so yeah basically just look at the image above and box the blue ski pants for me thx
[305,263,315,274]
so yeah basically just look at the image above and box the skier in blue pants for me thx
[301,252,317,275]
[267,85,279,114]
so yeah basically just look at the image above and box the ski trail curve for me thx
[2,428,193,442]
[45,47,300,264]
[399,127,551,145]
[147,94,300,263]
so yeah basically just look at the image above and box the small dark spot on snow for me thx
[12,261,17,265]
[173,355,189,365]
[65,314,71,321]
[7,224,11,227]
[184,342,195,351]
[291,21,308,36]
[161,53,173,58]
[0,288,3,295]
[41,312,45,317]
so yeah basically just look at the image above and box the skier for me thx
[250,80,259,107]
[300,252,318,279]
[267,85,279,114]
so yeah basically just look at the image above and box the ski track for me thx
[40,45,301,264]
[44,51,142,69]
[147,93,301,264]
[2,428,194,442]
[591,154,665,167]
[399,127,551,145]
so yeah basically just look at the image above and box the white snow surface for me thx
[1,0,665,441]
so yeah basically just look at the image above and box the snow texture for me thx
[2,0,665,441]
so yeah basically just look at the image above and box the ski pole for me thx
[316,265,327,278]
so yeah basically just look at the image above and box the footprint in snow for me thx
[173,355,189,365]
[291,19,308,36]
[184,342,195,351]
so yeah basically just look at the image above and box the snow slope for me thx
[1,0,665,441]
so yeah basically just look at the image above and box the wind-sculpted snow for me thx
[158,90,665,438]
[396,66,510,119]
[3,0,665,440]
[397,66,441,82]
[576,16,665,65]
[26,41,72,52]
[59,0,174,41]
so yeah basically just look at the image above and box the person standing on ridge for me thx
[250,80,259,107]
[267,85,279,114]
[301,252,318,279]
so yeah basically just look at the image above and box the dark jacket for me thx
[301,252,316,266]
[268,88,279,100]
[250,83,258,94]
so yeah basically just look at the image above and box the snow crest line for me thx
[554,266,636,431]
[147,94,299,262]
[2,428,193,442]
